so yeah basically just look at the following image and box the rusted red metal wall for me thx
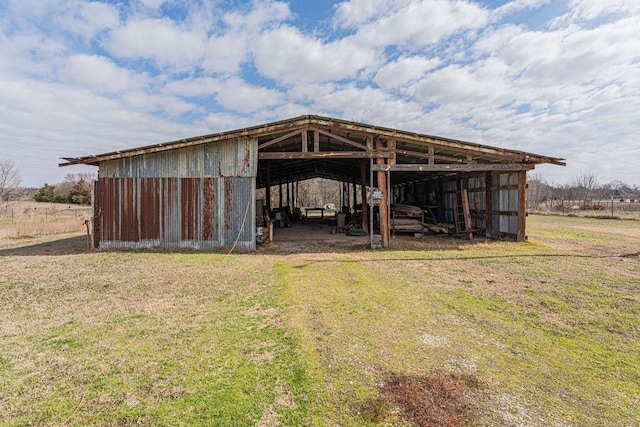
[96,177,255,250]
[95,137,257,250]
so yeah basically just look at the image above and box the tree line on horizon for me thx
[32,173,95,205]
[527,171,640,210]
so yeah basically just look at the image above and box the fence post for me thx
[611,197,614,218]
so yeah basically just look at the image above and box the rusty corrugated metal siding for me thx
[100,137,256,178]
[97,137,257,250]
[98,176,256,250]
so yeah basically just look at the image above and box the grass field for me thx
[0,201,91,239]
[0,214,638,426]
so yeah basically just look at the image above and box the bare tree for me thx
[572,170,599,207]
[0,159,22,214]
[526,172,552,210]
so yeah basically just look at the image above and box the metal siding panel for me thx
[185,145,204,176]
[140,178,160,239]
[162,178,181,242]
[203,144,216,177]
[121,178,139,241]
[99,138,256,179]
[223,177,255,250]
[202,177,218,242]
[181,178,199,240]
[98,178,111,241]
[219,140,238,178]
[508,189,518,211]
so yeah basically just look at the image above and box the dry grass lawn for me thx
[0,214,638,426]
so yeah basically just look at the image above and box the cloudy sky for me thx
[1,0,638,187]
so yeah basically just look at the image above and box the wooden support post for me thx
[485,172,492,238]
[461,188,473,240]
[386,139,396,244]
[352,176,357,217]
[518,170,527,242]
[301,130,308,152]
[279,180,283,209]
[287,177,291,208]
[266,161,271,210]
[376,139,389,248]
[361,160,368,232]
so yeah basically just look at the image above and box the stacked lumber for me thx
[391,203,423,217]
[426,223,451,234]
[390,203,455,235]
[391,218,424,232]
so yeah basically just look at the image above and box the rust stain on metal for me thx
[203,177,215,240]
[181,178,199,240]
[122,178,139,242]
[99,177,119,242]
[242,139,252,176]
[140,178,160,239]
[224,177,233,231]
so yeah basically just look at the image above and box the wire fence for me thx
[528,199,640,219]
[0,202,92,238]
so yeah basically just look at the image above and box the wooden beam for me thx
[376,139,389,248]
[310,126,370,151]
[361,159,368,233]
[518,170,527,242]
[308,117,551,163]
[388,139,396,166]
[395,148,468,163]
[485,171,492,238]
[301,131,308,153]
[313,130,319,152]
[371,163,535,172]
[259,151,393,159]
[266,161,271,210]
[258,129,303,150]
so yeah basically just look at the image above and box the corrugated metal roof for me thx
[62,115,565,190]
[60,115,565,168]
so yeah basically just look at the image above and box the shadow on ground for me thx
[0,235,90,256]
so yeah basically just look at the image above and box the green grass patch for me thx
[1,216,639,426]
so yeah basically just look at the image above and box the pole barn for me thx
[61,115,564,250]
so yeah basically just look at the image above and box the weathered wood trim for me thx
[372,164,535,172]
[395,148,466,163]
[301,131,308,153]
[61,115,566,167]
[259,151,393,159]
[258,129,304,150]
[310,126,371,151]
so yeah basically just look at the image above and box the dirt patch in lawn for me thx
[362,370,481,427]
